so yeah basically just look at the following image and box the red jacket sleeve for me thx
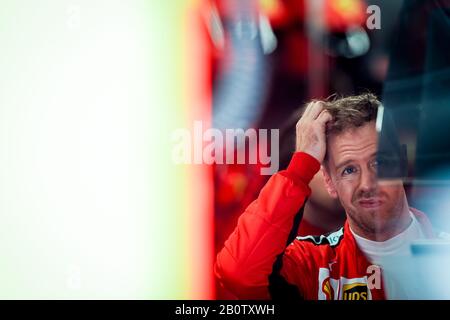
[214,152,320,299]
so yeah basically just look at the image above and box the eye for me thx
[370,159,379,168]
[371,158,388,170]
[342,166,357,176]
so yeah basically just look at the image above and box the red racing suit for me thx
[215,152,434,300]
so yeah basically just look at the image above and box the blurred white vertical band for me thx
[0,0,188,298]
[376,104,385,132]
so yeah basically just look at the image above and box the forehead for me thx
[327,122,377,165]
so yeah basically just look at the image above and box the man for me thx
[215,93,433,300]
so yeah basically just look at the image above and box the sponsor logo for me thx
[318,266,380,300]
[342,283,368,300]
[321,277,335,300]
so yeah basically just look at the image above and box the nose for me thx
[358,167,378,194]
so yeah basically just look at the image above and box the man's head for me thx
[321,93,410,241]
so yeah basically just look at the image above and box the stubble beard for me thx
[347,190,408,241]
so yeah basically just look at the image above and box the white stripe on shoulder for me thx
[295,227,344,247]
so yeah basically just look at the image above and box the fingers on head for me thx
[302,101,317,118]
[299,100,328,126]
[317,109,332,123]
[308,101,326,119]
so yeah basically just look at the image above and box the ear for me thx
[321,166,338,199]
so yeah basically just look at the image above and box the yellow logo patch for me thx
[342,283,368,300]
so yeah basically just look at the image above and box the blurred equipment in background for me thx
[377,0,450,299]
[209,0,272,131]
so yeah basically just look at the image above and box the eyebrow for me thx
[335,159,353,171]
[335,152,377,171]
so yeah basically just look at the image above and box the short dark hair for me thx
[279,93,382,170]
[324,93,380,135]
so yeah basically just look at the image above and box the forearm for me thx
[214,152,320,299]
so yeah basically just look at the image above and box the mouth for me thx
[358,198,383,209]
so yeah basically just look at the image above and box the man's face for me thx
[323,121,408,239]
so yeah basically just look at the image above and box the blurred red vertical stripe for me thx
[185,0,215,299]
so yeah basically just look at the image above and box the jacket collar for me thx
[342,207,434,265]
